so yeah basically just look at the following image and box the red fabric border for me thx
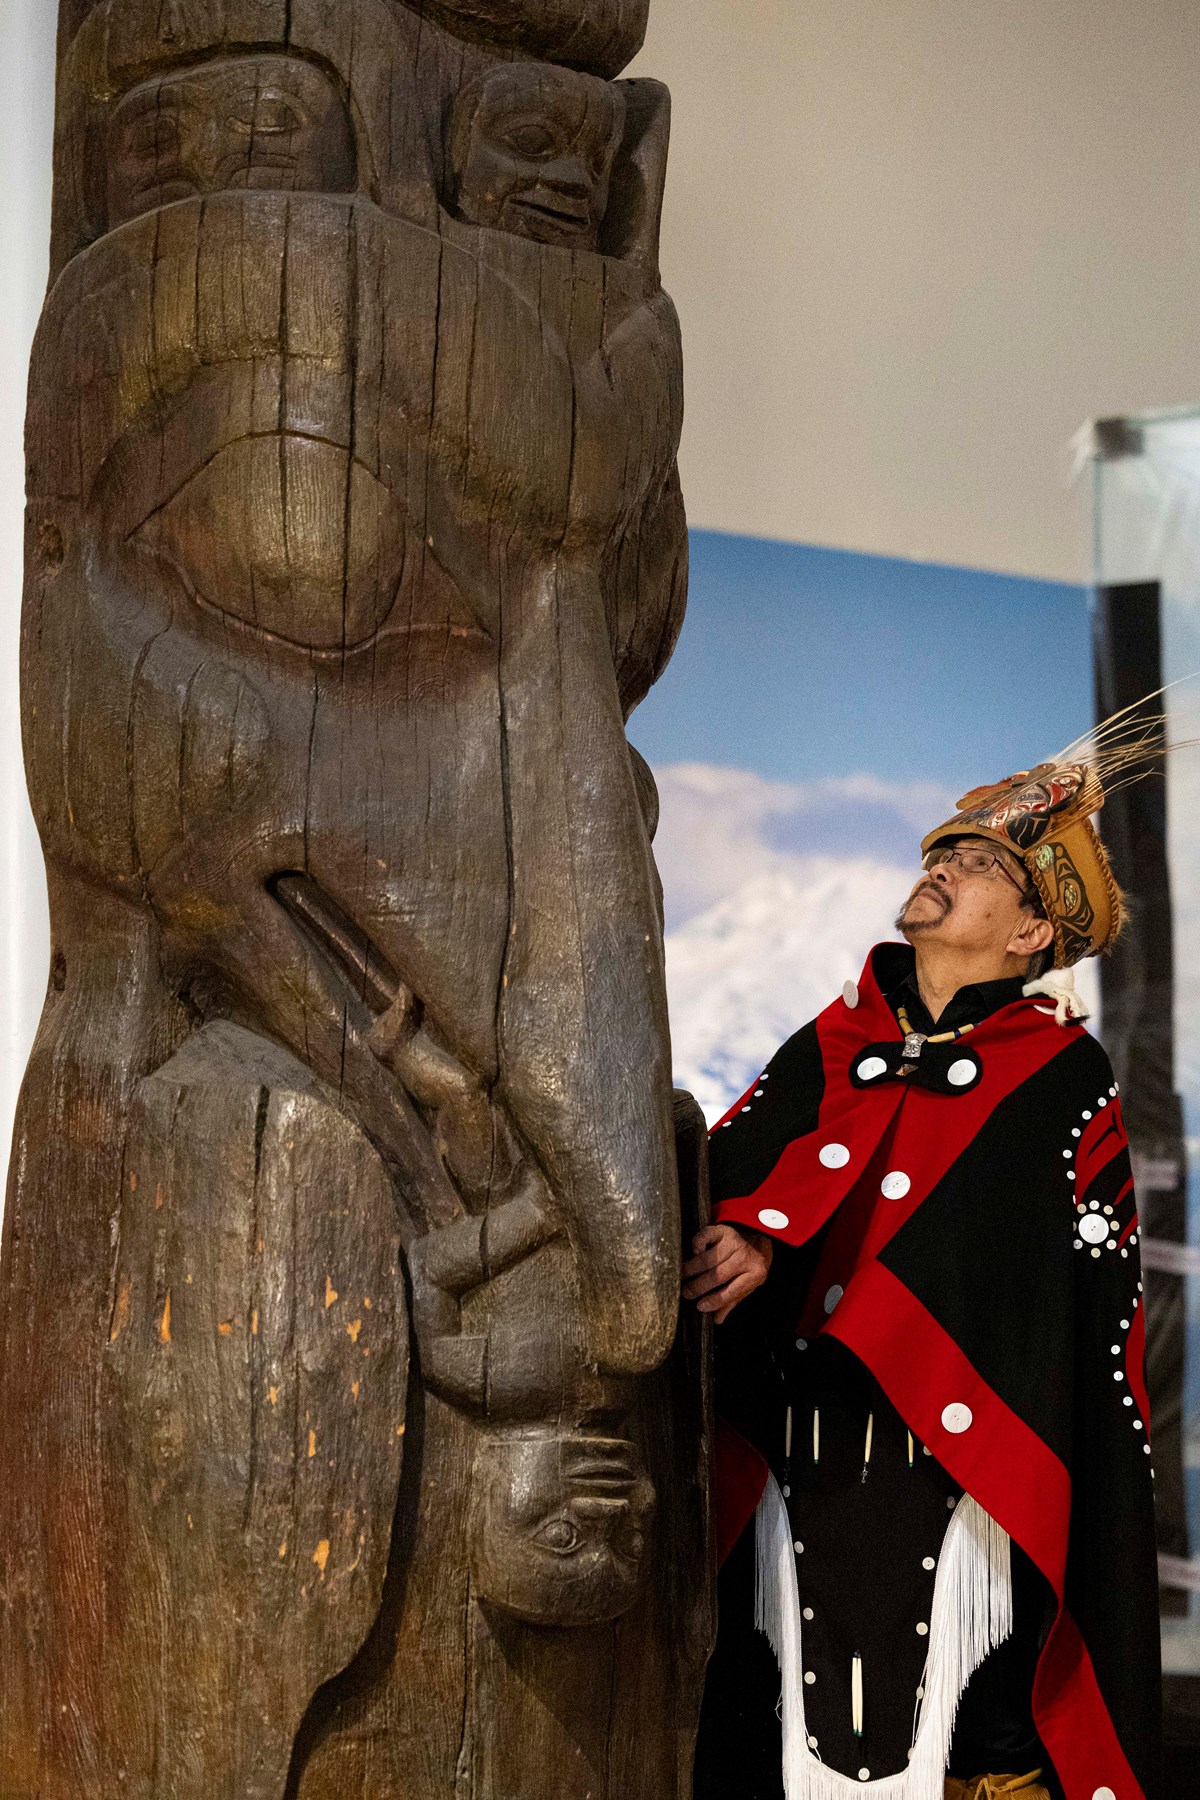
[712,1414,770,1569]
[826,1260,1144,1800]
[712,947,1080,1258]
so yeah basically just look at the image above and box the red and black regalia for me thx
[694,941,1161,1800]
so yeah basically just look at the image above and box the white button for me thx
[941,1403,973,1434]
[915,1621,929,1636]
[758,1209,790,1230]
[1092,1789,1116,1800]
[843,981,860,1009]
[807,1736,819,1748]
[947,1058,976,1087]
[922,1556,936,1571]
[881,1170,911,1200]
[1114,1372,1124,1382]
[1123,1396,1133,1406]
[1080,1215,1110,1245]
[857,1056,888,1081]
[819,1142,850,1169]
[796,1337,808,1351]
[804,1670,816,1685]
[859,1771,870,1781]
[793,1540,804,1554]
[823,1284,844,1314]
[803,1606,814,1620]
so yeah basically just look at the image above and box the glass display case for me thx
[1082,408,1200,1709]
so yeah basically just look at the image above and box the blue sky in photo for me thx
[628,529,1093,789]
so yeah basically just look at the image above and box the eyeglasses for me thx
[922,844,1033,899]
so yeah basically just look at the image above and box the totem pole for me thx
[0,4,711,1796]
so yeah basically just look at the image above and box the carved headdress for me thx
[920,700,1182,970]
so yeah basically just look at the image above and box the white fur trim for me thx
[1022,966,1090,1024]
[754,1473,1012,1800]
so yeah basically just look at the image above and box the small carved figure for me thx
[470,1428,655,1626]
[106,54,356,226]
[450,61,626,249]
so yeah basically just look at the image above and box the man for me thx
[686,758,1161,1800]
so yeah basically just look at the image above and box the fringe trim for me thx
[754,1474,1012,1800]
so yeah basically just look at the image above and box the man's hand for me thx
[682,1223,773,1325]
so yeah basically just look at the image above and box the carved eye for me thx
[534,1518,581,1555]
[504,122,558,159]
[618,1527,645,1562]
[233,92,305,137]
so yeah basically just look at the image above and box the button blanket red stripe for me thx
[827,1259,1143,1800]
[714,950,1080,1251]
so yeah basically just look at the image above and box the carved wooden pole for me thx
[0,3,710,1795]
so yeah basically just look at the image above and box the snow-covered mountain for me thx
[664,860,911,1120]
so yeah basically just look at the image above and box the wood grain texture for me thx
[1,2,708,1794]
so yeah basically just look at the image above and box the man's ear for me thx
[1008,913,1055,960]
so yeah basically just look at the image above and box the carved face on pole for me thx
[450,63,625,249]
[106,55,357,225]
[470,1430,656,1626]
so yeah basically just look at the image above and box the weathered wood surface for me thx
[0,1,709,1795]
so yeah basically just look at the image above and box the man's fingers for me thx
[681,1239,741,1280]
[689,1224,729,1256]
[708,1271,760,1324]
[682,1256,749,1300]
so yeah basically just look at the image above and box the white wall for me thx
[0,0,56,1199]
[631,0,1200,581]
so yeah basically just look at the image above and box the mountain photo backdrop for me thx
[630,530,1093,1119]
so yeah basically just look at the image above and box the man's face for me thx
[896,835,1041,961]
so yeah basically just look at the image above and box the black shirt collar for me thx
[872,942,1028,1036]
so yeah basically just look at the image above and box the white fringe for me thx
[1022,967,1089,1024]
[754,1473,1012,1800]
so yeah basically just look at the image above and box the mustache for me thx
[895,880,952,933]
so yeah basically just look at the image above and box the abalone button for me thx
[843,981,860,1009]
[823,1284,844,1314]
[1080,1215,1110,1245]
[758,1208,789,1230]
[857,1056,888,1081]
[941,1403,973,1434]
[947,1058,976,1087]
[819,1142,851,1169]
[881,1170,911,1200]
